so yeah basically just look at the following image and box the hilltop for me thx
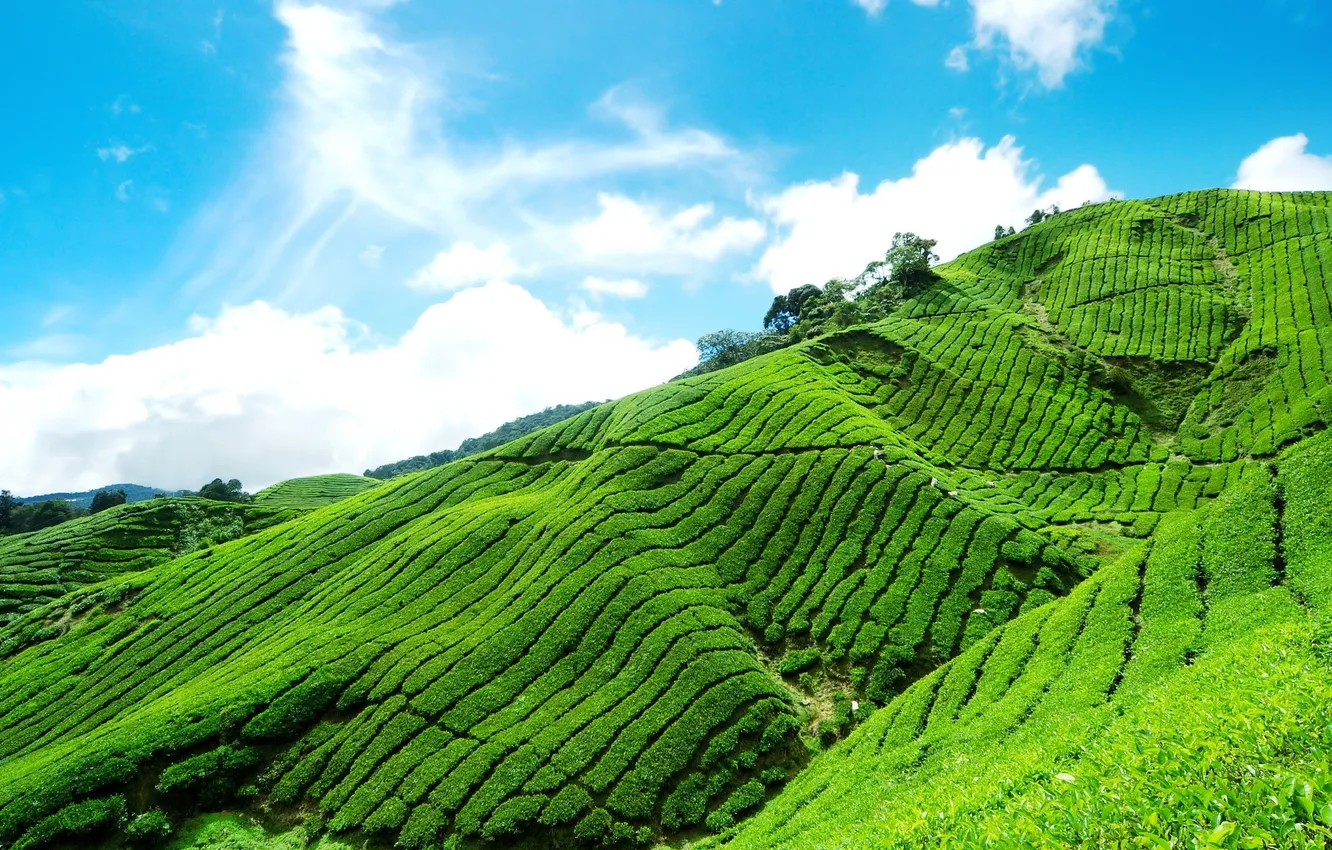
[0,189,1330,849]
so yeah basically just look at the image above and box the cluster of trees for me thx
[194,479,252,503]
[690,205,1088,378]
[364,402,603,479]
[0,478,251,538]
[993,204,1066,241]
[0,488,127,536]
[687,232,940,377]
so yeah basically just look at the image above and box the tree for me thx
[198,478,251,503]
[860,232,940,311]
[994,224,1007,241]
[1026,208,1047,227]
[0,490,16,534]
[90,489,128,514]
[763,284,825,332]
[1006,226,1017,236]
[24,499,77,532]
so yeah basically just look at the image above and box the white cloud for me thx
[571,193,765,273]
[407,242,524,290]
[360,244,386,265]
[946,46,971,72]
[968,0,1114,87]
[581,276,649,299]
[1233,134,1332,191]
[169,1,754,300]
[98,144,151,163]
[0,281,696,494]
[752,135,1115,294]
[116,180,134,202]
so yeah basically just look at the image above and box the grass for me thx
[0,188,1329,849]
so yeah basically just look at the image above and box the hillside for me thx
[254,475,383,511]
[0,189,1329,849]
[0,498,296,633]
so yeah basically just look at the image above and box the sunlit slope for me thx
[0,189,1328,849]
[0,498,293,631]
[714,429,1332,849]
[254,474,382,511]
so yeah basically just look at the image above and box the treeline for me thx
[685,232,941,376]
[688,206,1078,376]
[364,401,604,479]
[0,478,252,537]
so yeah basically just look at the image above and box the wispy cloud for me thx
[116,180,134,201]
[110,96,141,117]
[97,143,152,163]
[168,0,756,301]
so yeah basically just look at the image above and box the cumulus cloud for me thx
[0,282,696,494]
[581,276,649,299]
[752,135,1115,294]
[407,242,525,290]
[1233,134,1332,191]
[967,0,1115,87]
[570,193,765,273]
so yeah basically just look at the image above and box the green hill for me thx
[0,189,1330,850]
[0,498,295,633]
[254,475,383,511]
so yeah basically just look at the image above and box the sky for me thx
[2,0,1331,495]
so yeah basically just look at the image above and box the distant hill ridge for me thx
[2,190,1331,850]
[17,483,174,510]
[362,400,603,479]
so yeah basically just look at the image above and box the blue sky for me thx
[2,0,1331,494]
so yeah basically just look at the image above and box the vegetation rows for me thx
[0,189,1330,849]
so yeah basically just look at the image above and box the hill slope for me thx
[254,475,382,511]
[0,189,1329,849]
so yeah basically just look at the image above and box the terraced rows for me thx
[1,189,1329,849]
[0,432,1084,847]
[0,498,292,630]
[254,474,383,511]
[715,428,1332,849]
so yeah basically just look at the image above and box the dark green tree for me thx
[90,489,128,514]
[763,284,825,332]
[24,499,78,532]
[994,224,1007,241]
[1026,208,1048,227]
[0,490,16,534]
[198,478,251,503]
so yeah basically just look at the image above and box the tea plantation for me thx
[1,189,1330,849]
[254,475,383,511]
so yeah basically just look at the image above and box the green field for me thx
[1,189,1330,849]
[254,475,383,511]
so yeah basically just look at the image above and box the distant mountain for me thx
[17,483,175,509]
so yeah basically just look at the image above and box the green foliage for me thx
[0,189,1330,850]
[197,478,252,503]
[90,488,128,515]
